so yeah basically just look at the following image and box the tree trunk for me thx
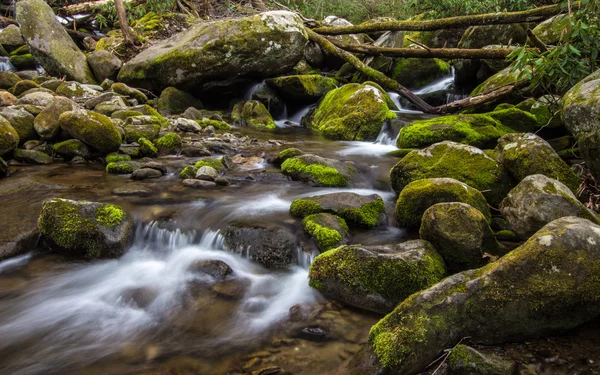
[330,39,524,59]
[311,3,569,35]
[114,0,136,46]
[59,0,141,16]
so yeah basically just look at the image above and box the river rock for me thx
[182,179,218,189]
[15,0,96,84]
[447,345,516,375]
[290,192,385,228]
[495,133,580,193]
[420,202,502,273]
[131,168,162,180]
[281,154,356,187]
[500,174,599,239]
[34,96,76,140]
[223,224,297,269]
[111,83,147,104]
[302,213,349,252]
[58,109,122,154]
[87,50,122,82]
[391,58,451,90]
[189,259,233,281]
[0,25,24,51]
[195,166,219,181]
[52,139,91,160]
[532,14,570,45]
[309,83,396,141]
[157,87,203,115]
[118,11,308,91]
[56,81,100,99]
[231,100,276,130]
[175,117,203,133]
[17,91,55,107]
[471,65,528,96]
[123,115,162,143]
[154,133,182,155]
[13,148,52,164]
[0,116,19,156]
[138,137,157,157]
[395,178,491,228]
[38,198,134,259]
[390,141,511,205]
[308,240,445,314]
[266,74,338,102]
[346,216,600,375]
[0,107,36,143]
[530,95,562,128]
[0,72,21,90]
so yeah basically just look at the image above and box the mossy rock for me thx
[231,100,276,130]
[0,107,36,143]
[59,109,121,154]
[471,66,528,96]
[395,178,491,228]
[0,71,22,90]
[179,166,196,179]
[500,174,599,239]
[447,344,516,375]
[532,14,570,45]
[302,213,349,252]
[347,216,600,375]
[34,96,75,140]
[0,115,19,156]
[281,154,356,187]
[111,110,144,120]
[53,139,91,160]
[123,115,162,143]
[111,82,147,104]
[13,148,53,164]
[105,153,131,164]
[0,24,24,51]
[486,108,540,133]
[197,119,231,130]
[38,198,134,259]
[420,202,503,273]
[391,57,450,89]
[562,68,600,138]
[10,80,39,96]
[157,87,203,115]
[495,133,581,193]
[308,240,446,314]
[138,137,157,157]
[155,132,182,155]
[55,81,99,98]
[309,83,396,141]
[9,53,36,69]
[272,147,304,166]
[530,95,562,128]
[397,114,507,149]
[106,161,136,174]
[87,50,122,82]
[266,74,338,102]
[390,141,511,206]
[291,192,385,228]
[193,158,225,174]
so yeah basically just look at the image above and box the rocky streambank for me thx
[0,2,599,375]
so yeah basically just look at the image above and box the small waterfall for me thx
[374,120,397,146]
[0,57,15,72]
[241,81,265,102]
[413,67,456,95]
[274,104,312,128]
[446,93,468,104]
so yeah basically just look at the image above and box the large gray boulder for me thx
[15,0,96,84]
[118,11,308,91]
[346,216,600,375]
[500,174,599,239]
[58,109,122,154]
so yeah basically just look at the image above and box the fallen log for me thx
[330,39,524,59]
[435,81,528,113]
[66,28,102,42]
[311,3,571,35]
[59,0,141,16]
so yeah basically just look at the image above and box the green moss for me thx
[138,137,157,157]
[197,119,232,130]
[387,148,416,158]
[179,166,195,179]
[267,74,338,101]
[194,158,224,173]
[234,100,276,130]
[38,199,97,254]
[281,158,349,187]
[111,110,144,120]
[106,161,135,174]
[155,132,182,153]
[105,153,131,164]
[303,214,348,252]
[96,203,125,228]
[52,139,90,159]
[290,199,323,217]
[279,148,303,160]
[340,199,385,227]
[391,58,450,89]
[495,229,519,242]
[471,66,528,96]
[487,108,540,132]
[370,315,430,368]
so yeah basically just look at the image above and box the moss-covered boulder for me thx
[138,137,158,157]
[495,133,580,193]
[390,141,510,205]
[391,58,451,89]
[58,109,122,154]
[486,107,540,132]
[562,68,600,137]
[266,74,338,102]
[309,83,396,141]
[302,213,349,252]
[272,147,303,166]
[38,198,134,259]
[281,154,356,187]
[155,132,182,155]
[530,95,562,128]
[471,66,528,96]
[395,178,491,228]
[397,114,507,149]
[123,116,162,143]
[0,107,36,143]
[10,53,36,70]
[13,148,52,164]
[0,25,25,51]
[87,50,122,82]
[52,139,91,160]
[447,345,516,375]
[345,216,600,375]
[532,14,570,45]
[290,192,386,228]
[420,202,502,273]
[111,82,147,104]
[231,100,276,130]
[15,0,96,84]
[500,174,599,239]
[197,119,231,130]
[156,87,203,115]
[106,161,136,174]
[118,11,308,91]
[0,116,19,156]
[0,71,22,90]
[11,80,40,96]
[309,240,446,314]
[56,81,100,99]
[34,97,75,140]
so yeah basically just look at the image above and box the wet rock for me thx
[290,192,385,228]
[309,83,396,141]
[88,50,122,82]
[447,344,516,375]
[123,115,162,143]
[58,109,122,154]
[309,240,445,314]
[391,58,451,90]
[155,132,182,155]
[131,168,162,180]
[271,148,304,166]
[390,141,511,205]
[487,107,540,133]
[266,74,338,102]
[0,25,25,51]
[94,95,128,116]
[500,174,599,239]
[141,161,167,175]
[0,90,17,106]
[118,11,308,91]
[106,161,136,175]
[420,202,502,273]
[182,179,218,189]
[495,133,580,193]
[224,224,297,269]
[16,0,96,83]
[17,91,55,107]
[251,84,285,118]
[34,97,76,140]
[232,100,276,130]
[119,287,158,309]
[182,146,211,157]
[302,213,349,252]
[38,198,134,259]
[0,107,36,143]
[195,166,219,181]
[83,92,121,110]
[346,216,600,375]
[0,116,19,156]
[112,184,154,197]
[395,178,491,228]
[298,327,327,342]
[175,117,203,133]
[211,278,247,300]
[156,87,203,115]
[190,259,233,281]
[215,177,230,186]
[11,80,40,97]
[13,148,52,165]
[111,83,147,104]
[281,154,356,187]
[0,72,21,90]
[138,137,158,157]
